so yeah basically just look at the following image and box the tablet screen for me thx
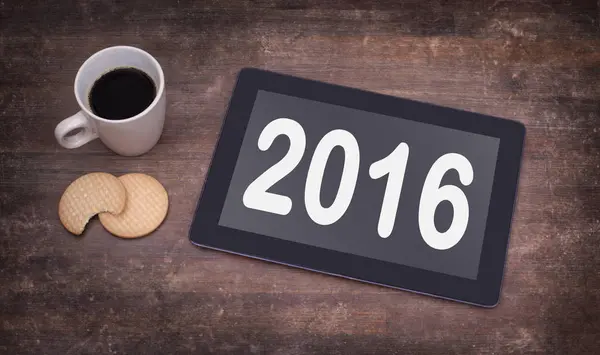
[218,90,500,280]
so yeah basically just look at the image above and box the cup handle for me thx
[54,111,99,149]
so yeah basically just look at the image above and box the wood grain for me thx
[1,0,599,354]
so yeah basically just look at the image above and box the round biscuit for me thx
[98,173,168,238]
[58,172,127,235]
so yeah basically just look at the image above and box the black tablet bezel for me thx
[189,68,525,307]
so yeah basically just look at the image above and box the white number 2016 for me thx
[243,118,474,250]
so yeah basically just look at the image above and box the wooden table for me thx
[2,1,599,353]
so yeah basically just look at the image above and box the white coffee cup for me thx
[54,45,166,156]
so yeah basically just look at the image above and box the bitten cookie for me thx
[58,172,127,235]
[98,173,169,238]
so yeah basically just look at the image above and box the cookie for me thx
[98,173,168,238]
[58,172,127,235]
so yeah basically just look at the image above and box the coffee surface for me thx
[89,67,156,120]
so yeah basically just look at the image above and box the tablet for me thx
[189,68,525,307]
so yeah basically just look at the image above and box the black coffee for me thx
[89,67,156,120]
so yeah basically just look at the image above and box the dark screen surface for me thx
[218,90,500,280]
